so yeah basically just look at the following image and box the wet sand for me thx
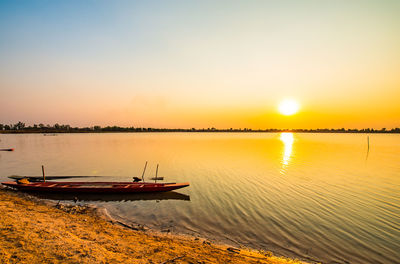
[0,187,306,264]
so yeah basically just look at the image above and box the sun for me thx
[278,99,300,116]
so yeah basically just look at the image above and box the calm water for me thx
[1,133,399,263]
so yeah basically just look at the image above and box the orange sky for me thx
[1,1,399,129]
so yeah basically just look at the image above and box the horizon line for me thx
[1,122,399,134]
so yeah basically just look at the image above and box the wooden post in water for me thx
[141,161,148,182]
[155,164,159,183]
[42,165,46,182]
[365,135,370,161]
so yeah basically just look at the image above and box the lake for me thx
[0,133,399,263]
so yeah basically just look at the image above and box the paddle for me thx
[8,175,97,182]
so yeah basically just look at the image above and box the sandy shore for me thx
[0,187,306,264]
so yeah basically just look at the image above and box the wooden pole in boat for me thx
[42,165,46,182]
[141,161,148,182]
[155,164,159,183]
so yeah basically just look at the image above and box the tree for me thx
[14,121,25,130]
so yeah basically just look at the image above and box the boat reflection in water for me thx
[28,191,190,202]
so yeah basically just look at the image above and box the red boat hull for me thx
[1,181,189,194]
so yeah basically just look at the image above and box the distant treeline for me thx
[0,122,399,134]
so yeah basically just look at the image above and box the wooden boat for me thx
[1,181,190,194]
[3,163,188,194]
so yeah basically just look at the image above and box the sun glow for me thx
[278,99,300,116]
[280,132,294,172]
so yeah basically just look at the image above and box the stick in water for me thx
[141,161,148,181]
[365,136,370,161]
[155,164,159,183]
[42,165,46,182]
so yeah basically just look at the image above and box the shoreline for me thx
[1,130,399,134]
[0,187,308,264]
[102,207,318,264]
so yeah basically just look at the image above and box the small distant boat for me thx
[1,181,190,194]
[0,148,14,151]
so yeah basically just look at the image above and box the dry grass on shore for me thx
[0,188,305,264]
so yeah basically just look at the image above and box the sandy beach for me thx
[0,187,305,264]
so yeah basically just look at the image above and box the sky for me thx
[1,0,399,129]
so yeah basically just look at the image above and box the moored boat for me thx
[1,181,190,194]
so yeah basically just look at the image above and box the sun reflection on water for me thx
[280,132,294,173]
